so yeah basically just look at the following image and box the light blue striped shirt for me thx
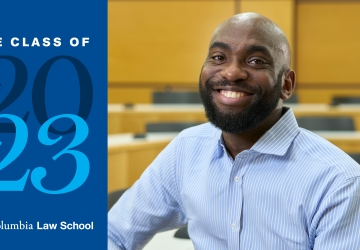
[108,108,360,250]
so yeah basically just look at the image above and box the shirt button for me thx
[231,223,236,229]
[234,176,239,182]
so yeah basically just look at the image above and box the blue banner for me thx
[0,1,107,249]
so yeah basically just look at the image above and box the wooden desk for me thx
[315,131,360,154]
[108,104,360,134]
[108,133,175,193]
[108,131,360,192]
[108,104,207,134]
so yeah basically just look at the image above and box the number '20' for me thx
[0,56,93,194]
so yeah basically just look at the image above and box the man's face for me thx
[199,22,285,133]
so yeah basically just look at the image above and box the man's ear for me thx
[281,70,296,100]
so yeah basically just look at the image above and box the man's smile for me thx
[218,90,249,98]
[212,86,254,106]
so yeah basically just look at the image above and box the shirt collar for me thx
[250,107,299,156]
[216,107,299,157]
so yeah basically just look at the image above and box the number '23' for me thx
[0,114,89,194]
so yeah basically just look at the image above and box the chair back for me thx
[146,122,201,132]
[283,94,298,104]
[153,91,202,104]
[296,117,355,131]
[348,154,360,164]
[108,189,128,211]
[331,97,360,106]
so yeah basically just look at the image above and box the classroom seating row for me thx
[108,132,360,193]
[108,103,360,134]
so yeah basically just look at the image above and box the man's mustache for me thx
[205,79,261,94]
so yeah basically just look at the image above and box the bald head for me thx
[199,12,296,135]
[211,12,291,69]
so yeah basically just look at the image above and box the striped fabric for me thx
[108,108,360,250]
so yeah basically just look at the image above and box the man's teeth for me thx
[219,90,245,98]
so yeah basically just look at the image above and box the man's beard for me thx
[199,70,284,134]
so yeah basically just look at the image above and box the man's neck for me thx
[222,107,285,159]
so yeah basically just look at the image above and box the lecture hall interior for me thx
[108,0,360,247]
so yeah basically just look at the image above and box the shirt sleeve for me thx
[108,238,124,250]
[108,137,187,250]
[312,177,360,249]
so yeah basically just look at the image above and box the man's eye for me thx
[212,55,224,61]
[249,59,265,64]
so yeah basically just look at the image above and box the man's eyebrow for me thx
[246,45,272,58]
[209,41,231,51]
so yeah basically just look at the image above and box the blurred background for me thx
[108,2,360,247]
[108,0,360,200]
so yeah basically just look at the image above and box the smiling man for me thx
[199,13,294,157]
[108,13,360,250]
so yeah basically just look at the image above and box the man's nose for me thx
[220,60,248,82]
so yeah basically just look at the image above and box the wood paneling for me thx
[297,88,360,104]
[108,1,233,84]
[296,2,360,84]
[108,86,152,104]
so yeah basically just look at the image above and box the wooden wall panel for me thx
[108,1,233,84]
[297,88,360,104]
[296,2,360,84]
[108,86,152,103]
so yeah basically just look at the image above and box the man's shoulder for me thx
[295,128,360,179]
